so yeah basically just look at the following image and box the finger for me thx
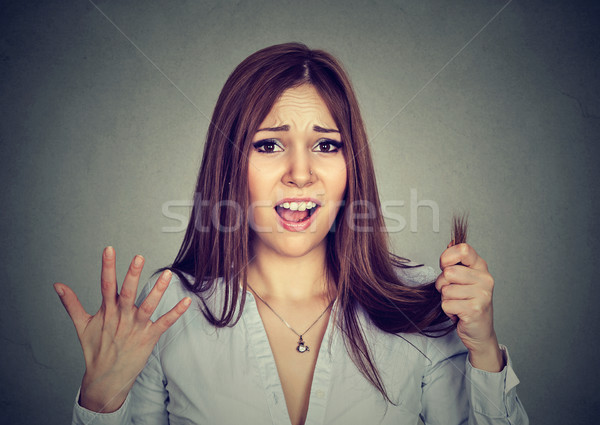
[136,270,172,323]
[441,299,465,318]
[435,272,449,293]
[118,254,145,311]
[436,292,459,322]
[442,298,490,322]
[54,283,91,336]
[151,297,192,337]
[438,266,490,289]
[440,243,488,271]
[101,246,118,310]
[435,266,478,292]
[440,283,477,300]
[446,313,458,323]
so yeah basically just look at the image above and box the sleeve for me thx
[71,277,170,425]
[420,332,529,425]
[464,345,529,425]
[71,388,132,425]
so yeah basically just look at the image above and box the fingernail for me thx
[134,255,143,266]
[105,246,114,259]
[54,284,64,297]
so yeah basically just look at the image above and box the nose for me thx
[283,149,313,188]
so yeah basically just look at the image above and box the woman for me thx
[56,43,528,424]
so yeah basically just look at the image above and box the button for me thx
[315,389,325,399]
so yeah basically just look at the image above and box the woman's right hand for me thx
[54,246,191,413]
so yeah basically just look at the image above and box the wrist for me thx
[79,374,129,413]
[468,337,505,373]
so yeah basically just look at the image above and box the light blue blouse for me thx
[72,265,528,424]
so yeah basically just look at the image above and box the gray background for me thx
[1,0,598,424]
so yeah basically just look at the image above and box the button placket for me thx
[303,300,338,424]
[243,292,293,425]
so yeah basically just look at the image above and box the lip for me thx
[274,198,321,232]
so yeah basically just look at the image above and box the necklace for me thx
[247,284,334,353]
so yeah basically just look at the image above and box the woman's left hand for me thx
[435,242,505,372]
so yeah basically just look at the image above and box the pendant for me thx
[296,335,309,353]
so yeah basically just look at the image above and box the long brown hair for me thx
[156,43,454,403]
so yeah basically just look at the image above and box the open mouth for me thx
[275,201,320,223]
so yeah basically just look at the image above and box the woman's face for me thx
[248,84,347,258]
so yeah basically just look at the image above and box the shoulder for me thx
[394,262,439,286]
[423,329,468,369]
[391,263,466,362]
[136,270,225,321]
[137,270,194,308]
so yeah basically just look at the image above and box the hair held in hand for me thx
[451,213,468,245]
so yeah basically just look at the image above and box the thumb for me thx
[54,283,91,336]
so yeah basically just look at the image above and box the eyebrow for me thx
[256,125,340,133]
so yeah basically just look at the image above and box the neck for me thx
[246,241,333,304]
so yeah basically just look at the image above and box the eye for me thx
[252,139,283,153]
[313,139,343,153]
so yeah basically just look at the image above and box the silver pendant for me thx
[296,335,309,353]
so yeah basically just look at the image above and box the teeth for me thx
[278,201,318,210]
